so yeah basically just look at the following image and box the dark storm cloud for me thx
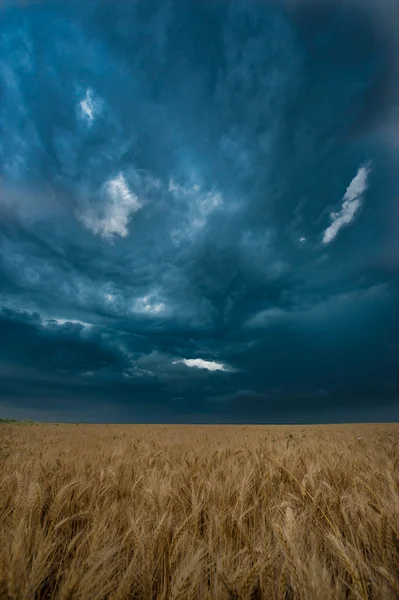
[1,0,398,422]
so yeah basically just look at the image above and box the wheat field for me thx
[0,422,398,600]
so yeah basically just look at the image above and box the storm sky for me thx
[1,0,398,423]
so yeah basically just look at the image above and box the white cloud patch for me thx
[79,88,100,124]
[133,295,166,315]
[79,172,141,240]
[323,163,371,244]
[173,358,228,371]
[102,291,125,314]
[123,351,228,387]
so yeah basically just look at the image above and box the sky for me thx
[1,0,399,423]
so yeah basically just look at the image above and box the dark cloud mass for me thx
[1,0,398,423]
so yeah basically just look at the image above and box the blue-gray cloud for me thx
[1,0,398,422]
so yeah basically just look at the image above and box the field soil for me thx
[0,422,398,599]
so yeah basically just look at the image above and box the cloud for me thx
[79,88,97,123]
[246,308,288,328]
[168,180,224,243]
[246,283,388,329]
[1,0,398,422]
[0,307,126,379]
[233,390,269,401]
[123,351,229,390]
[133,295,167,316]
[78,172,141,240]
[173,358,228,372]
[323,163,371,244]
[44,317,93,329]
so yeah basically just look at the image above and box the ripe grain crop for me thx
[0,422,398,599]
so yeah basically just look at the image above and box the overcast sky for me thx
[1,0,398,423]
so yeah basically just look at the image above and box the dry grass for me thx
[0,422,398,600]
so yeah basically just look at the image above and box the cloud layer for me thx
[0,0,398,422]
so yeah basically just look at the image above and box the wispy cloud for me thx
[323,163,371,244]
[246,308,288,328]
[168,180,223,243]
[246,284,387,329]
[79,88,101,124]
[44,317,92,329]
